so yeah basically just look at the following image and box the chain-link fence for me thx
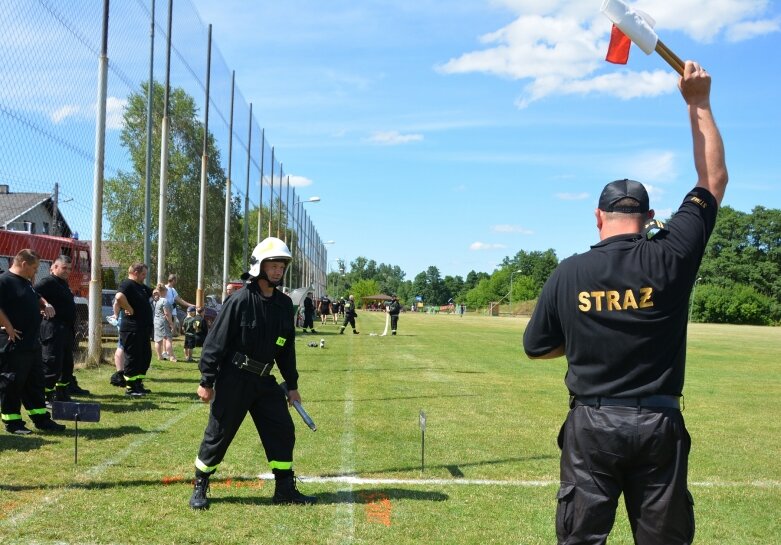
[0,0,328,320]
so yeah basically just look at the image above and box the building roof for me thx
[0,191,72,236]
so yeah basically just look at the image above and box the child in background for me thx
[182,306,198,362]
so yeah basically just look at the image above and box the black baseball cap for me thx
[598,179,649,213]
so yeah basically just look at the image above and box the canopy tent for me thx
[361,294,393,302]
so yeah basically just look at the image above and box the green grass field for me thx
[1,312,779,544]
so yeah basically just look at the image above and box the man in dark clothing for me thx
[0,249,66,434]
[189,237,316,510]
[523,61,727,545]
[301,291,316,334]
[35,255,81,404]
[194,307,208,347]
[387,295,402,335]
[114,263,154,397]
[338,294,359,334]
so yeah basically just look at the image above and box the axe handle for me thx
[655,40,684,76]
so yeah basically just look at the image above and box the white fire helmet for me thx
[247,237,293,278]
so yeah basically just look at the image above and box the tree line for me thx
[329,206,780,325]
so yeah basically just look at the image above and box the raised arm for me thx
[680,60,728,205]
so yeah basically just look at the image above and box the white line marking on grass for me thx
[333,362,356,544]
[255,475,781,489]
[1,401,203,529]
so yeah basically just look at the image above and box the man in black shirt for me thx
[189,237,316,510]
[387,295,401,335]
[523,61,728,544]
[114,263,153,397]
[35,256,80,404]
[0,249,65,434]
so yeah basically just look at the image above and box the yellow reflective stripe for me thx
[28,408,48,416]
[195,457,219,473]
[2,413,22,421]
[45,387,55,393]
[56,382,69,388]
[124,374,145,382]
[269,460,293,471]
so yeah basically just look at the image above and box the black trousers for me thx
[0,346,49,424]
[303,311,314,329]
[40,321,75,389]
[196,367,295,473]
[342,315,356,329]
[390,315,399,332]
[556,405,694,545]
[119,328,152,381]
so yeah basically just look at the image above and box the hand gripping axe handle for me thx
[279,382,317,431]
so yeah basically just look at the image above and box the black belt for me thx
[232,353,274,376]
[571,395,681,410]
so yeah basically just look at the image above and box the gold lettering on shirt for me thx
[606,290,621,311]
[639,287,654,308]
[590,290,606,311]
[577,287,654,312]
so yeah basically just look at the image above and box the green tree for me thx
[411,266,449,305]
[104,82,243,298]
[350,279,380,308]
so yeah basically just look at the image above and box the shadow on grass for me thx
[320,454,555,477]
[214,487,448,506]
[315,393,478,403]
[0,435,51,453]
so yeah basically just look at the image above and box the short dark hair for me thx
[54,255,72,265]
[128,262,147,274]
[14,249,40,266]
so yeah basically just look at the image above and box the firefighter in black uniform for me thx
[387,295,401,335]
[189,237,316,510]
[338,294,359,334]
[0,249,66,434]
[301,291,317,333]
[35,255,79,404]
[523,61,727,545]
[114,263,154,397]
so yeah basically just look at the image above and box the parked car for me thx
[101,289,118,337]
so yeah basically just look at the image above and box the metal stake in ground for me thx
[52,401,101,464]
[419,409,427,473]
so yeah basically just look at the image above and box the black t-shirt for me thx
[0,271,43,350]
[34,275,76,325]
[118,278,153,332]
[524,187,718,397]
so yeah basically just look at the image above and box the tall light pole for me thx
[509,270,522,316]
[689,276,703,322]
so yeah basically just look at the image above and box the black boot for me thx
[33,416,66,432]
[125,381,146,397]
[189,472,211,510]
[272,470,317,505]
[67,377,91,396]
[110,371,126,387]
[55,384,72,402]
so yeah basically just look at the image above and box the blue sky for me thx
[185,0,780,280]
[5,1,776,282]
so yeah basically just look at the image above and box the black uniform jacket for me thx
[199,281,298,390]
[523,187,718,398]
[388,301,401,316]
[35,275,76,326]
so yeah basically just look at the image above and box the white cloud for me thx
[726,17,781,41]
[288,175,313,187]
[617,150,678,184]
[555,192,589,201]
[492,224,534,234]
[105,97,127,131]
[50,105,80,124]
[369,131,424,145]
[439,1,779,107]
[470,241,507,250]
